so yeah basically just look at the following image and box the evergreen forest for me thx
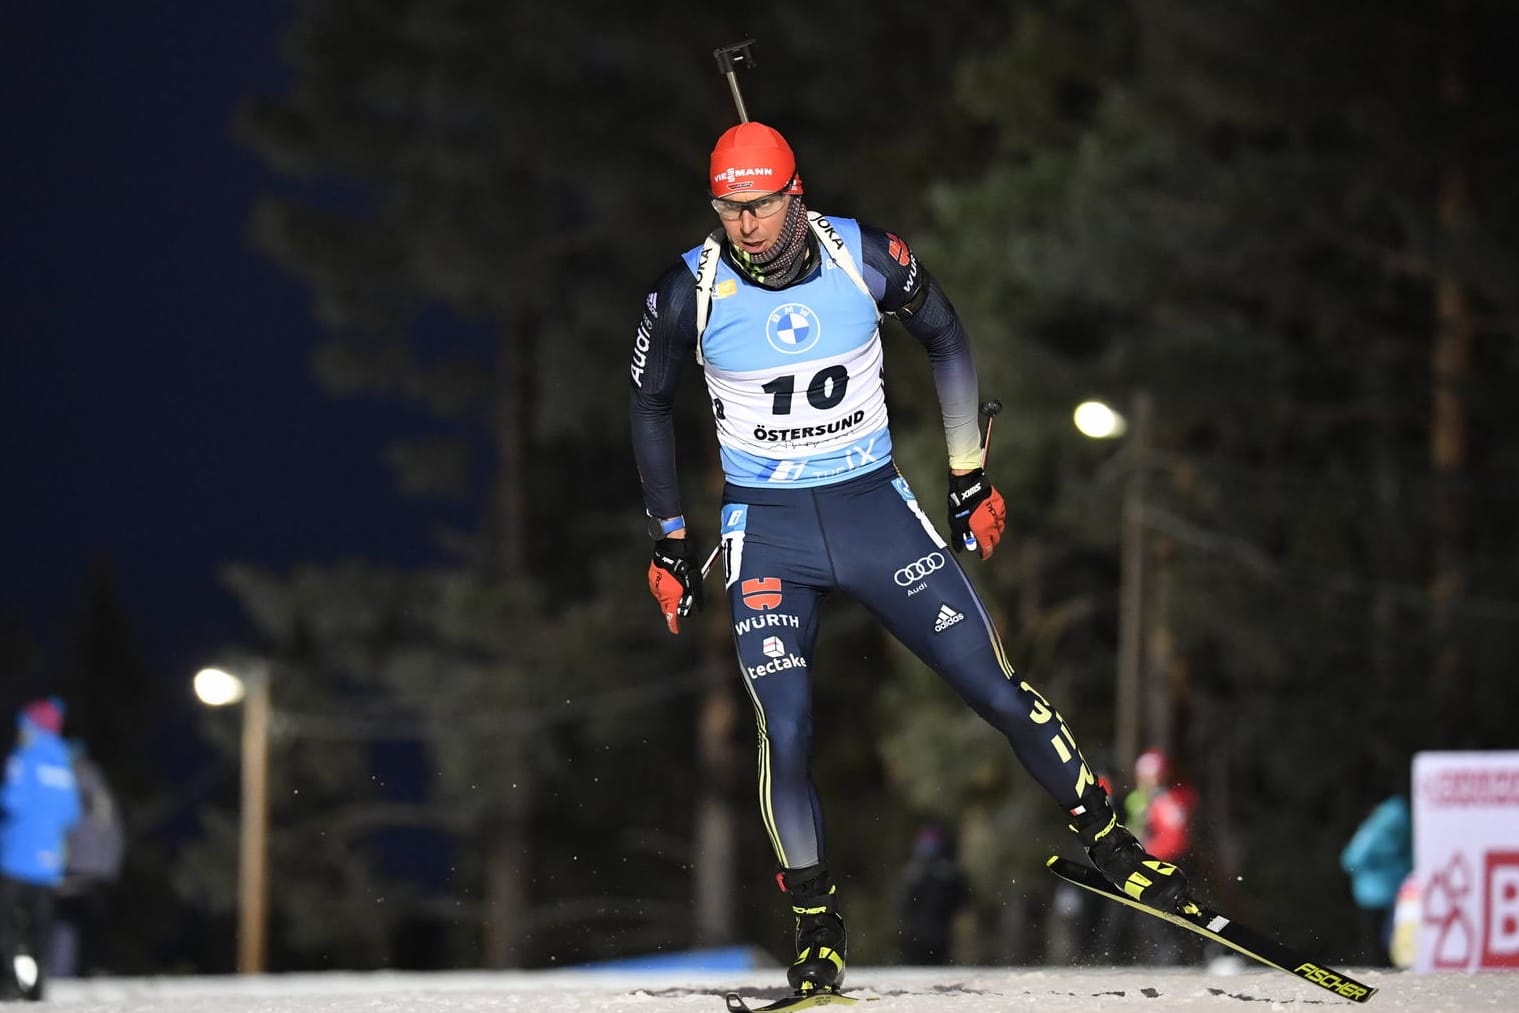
[8,0,1519,975]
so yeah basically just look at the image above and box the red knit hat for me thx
[709,122,804,197]
[21,697,64,735]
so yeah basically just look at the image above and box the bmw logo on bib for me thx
[766,303,822,355]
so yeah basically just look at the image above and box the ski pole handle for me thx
[981,398,1002,469]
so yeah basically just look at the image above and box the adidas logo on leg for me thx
[933,602,964,633]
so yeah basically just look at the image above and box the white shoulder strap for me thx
[693,231,724,365]
[807,212,875,304]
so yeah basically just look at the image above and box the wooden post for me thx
[1116,390,1152,783]
[238,671,270,974]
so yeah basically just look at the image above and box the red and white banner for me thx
[1414,751,1519,972]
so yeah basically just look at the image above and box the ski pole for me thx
[961,398,1004,553]
[980,398,1002,469]
[700,542,722,581]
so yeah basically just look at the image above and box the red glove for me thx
[947,468,1006,559]
[647,538,702,634]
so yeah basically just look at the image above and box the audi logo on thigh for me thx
[893,552,945,586]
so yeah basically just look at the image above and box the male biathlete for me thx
[628,121,1190,996]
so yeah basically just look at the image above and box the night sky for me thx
[2,4,436,689]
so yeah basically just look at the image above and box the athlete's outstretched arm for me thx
[628,262,700,520]
[857,224,982,472]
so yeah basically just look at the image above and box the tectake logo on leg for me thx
[740,611,806,679]
[746,653,807,680]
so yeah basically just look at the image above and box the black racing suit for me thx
[629,217,1099,871]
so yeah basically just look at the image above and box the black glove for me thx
[647,537,703,634]
[947,468,1006,558]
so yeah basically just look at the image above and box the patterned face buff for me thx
[729,195,812,288]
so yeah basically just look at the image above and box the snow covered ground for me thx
[42,965,1518,1012]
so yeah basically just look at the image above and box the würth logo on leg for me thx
[741,577,783,611]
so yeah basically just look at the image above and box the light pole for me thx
[1073,392,1152,784]
[193,664,270,974]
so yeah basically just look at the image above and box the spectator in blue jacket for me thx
[1339,794,1413,967]
[0,698,82,1001]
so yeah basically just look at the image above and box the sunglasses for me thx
[710,179,795,221]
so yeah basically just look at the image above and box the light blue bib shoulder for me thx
[679,216,894,489]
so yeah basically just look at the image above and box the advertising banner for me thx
[1413,751,1519,972]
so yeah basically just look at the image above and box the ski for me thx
[723,989,869,1011]
[1046,856,1377,1003]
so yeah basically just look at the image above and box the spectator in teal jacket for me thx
[1,698,82,1000]
[1339,794,1412,966]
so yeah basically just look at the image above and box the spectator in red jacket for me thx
[1132,749,1196,863]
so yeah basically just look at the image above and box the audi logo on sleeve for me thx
[893,552,945,586]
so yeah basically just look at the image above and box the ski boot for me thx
[1069,784,1191,913]
[779,865,847,994]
